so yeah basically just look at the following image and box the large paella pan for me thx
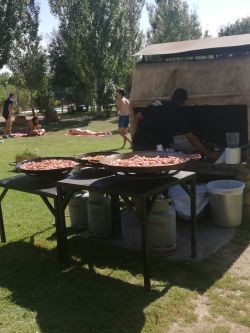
[99,151,200,175]
[16,157,79,177]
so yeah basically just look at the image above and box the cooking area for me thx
[129,34,250,202]
[1,34,250,293]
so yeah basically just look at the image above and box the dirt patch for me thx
[227,245,250,276]
[168,320,250,333]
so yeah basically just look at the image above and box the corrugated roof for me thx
[134,34,250,57]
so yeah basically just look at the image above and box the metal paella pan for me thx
[76,151,119,167]
[99,151,200,175]
[16,157,79,177]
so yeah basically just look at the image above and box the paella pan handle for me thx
[185,153,201,160]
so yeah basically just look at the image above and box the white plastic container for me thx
[207,180,245,227]
[148,195,176,252]
[226,132,239,148]
[168,184,210,219]
[68,191,89,229]
[225,147,241,164]
[87,192,112,238]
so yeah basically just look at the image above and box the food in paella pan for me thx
[20,159,78,171]
[105,154,190,167]
[81,154,109,162]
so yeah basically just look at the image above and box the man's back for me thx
[133,101,190,150]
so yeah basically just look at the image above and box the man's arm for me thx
[184,132,220,161]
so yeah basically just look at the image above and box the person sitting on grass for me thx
[27,116,45,136]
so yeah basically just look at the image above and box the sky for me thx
[39,0,250,38]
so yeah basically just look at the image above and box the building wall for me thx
[130,55,250,136]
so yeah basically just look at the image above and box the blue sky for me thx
[39,0,250,37]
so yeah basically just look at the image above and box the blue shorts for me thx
[118,115,129,129]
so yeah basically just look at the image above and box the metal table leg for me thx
[110,194,121,237]
[0,204,6,243]
[189,176,197,258]
[0,189,8,243]
[180,175,197,258]
[56,186,69,264]
[137,197,151,291]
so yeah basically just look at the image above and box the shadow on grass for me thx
[1,214,250,332]
[1,113,117,134]
[0,240,159,333]
[67,212,250,294]
[43,117,92,133]
[42,113,118,133]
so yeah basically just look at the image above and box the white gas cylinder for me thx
[148,195,176,252]
[68,191,89,229]
[87,192,111,238]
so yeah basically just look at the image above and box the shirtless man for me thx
[116,88,132,148]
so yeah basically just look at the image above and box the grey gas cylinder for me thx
[68,191,89,229]
[148,195,176,252]
[87,192,112,238]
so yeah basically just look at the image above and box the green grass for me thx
[0,114,250,333]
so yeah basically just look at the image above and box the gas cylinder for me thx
[87,192,111,238]
[68,191,89,229]
[148,195,176,253]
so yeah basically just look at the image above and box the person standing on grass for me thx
[116,88,132,148]
[2,93,15,139]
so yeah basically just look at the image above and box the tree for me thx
[0,73,10,97]
[218,17,250,36]
[49,0,144,111]
[48,31,92,108]
[147,0,202,44]
[203,30,212,39]
[8,38,47,115]
[0,0,39,69]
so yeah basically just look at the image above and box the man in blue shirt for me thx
[2,93,15,139]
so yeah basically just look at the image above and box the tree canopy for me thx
[49,0,144,110]
[147,0,202,43]
[218,17,250,36]
[0,0,39,69]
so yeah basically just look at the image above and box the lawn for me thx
[0,113,250,333]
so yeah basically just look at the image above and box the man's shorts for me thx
[118,115,129,129]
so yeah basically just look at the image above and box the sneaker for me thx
[8,134,15,138]
[2,135,8,139]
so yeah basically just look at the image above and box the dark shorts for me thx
[118,115,129,129]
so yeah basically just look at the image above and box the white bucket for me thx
[207,180,245,227]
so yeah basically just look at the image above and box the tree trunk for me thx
[30,90,35,117]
